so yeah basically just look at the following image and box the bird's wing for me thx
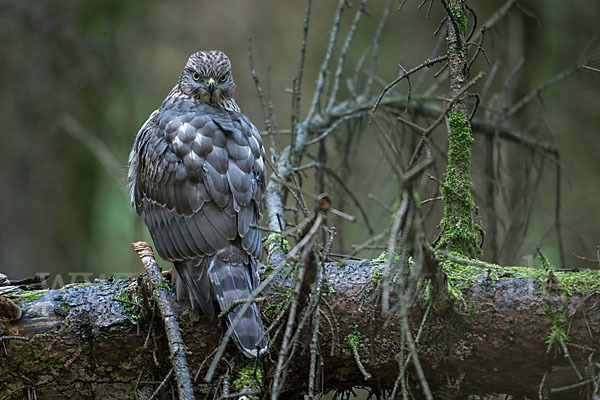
[128,98,265,262]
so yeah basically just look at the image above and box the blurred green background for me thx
[1,1,598,283]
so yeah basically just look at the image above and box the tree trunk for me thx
[1,261,598,399]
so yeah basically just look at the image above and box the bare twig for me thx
[402,317,433,400]
[407,71,485,167]
[372,56,447,114]
[327,0,368,111]
[554,158,565,266]
[291,0,312,146]
[550,373,600,393]
[247,37,272,137]
[307,307,321,399]
[131,242,195,400]
[364,0,394,92]
[148,368,173,400]
[306,0,346,121]
[582,65,600,73]
[350,344,372,381]
[501,55,600,121]
[217,297,266,319]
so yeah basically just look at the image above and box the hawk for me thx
[128,50,267,357]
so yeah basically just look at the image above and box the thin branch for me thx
[555,158,565,267]
[402,317,433,400]
[305,114,359,146]
[304,159,374,233]
[407,71,485,167]
[147,368,173,400]
[475,0,517,42]
[582,65,600,73]
[307,0,346,121]
[131,242,195,400]
[365,0,395,92]
[291,0,312,147]
[440,0,463,49]
[217,297,266,319]
[550,374,600,393]
[327,0,368,111]
[372,56,447,113]
[307,306,321,399]
[501,55,600,121]
[351,344,372,381]
[381,193,409,315]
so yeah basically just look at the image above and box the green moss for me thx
[450,1,467,33]
[16,290,48,303]
[443,256,600,299]
[264,302,284,319]
[347,332,360,348]
[370,265,383,289]
[264,233,291,267]
[178,313,190,327]
[555,269,600,295]
[155,279,170,292]
[441,254,600,345]
[324,280,336,294]
[544,302,569,345]
[32,333,49,340]
[117,287,142,321]
[504,321,516,337]
[537,249,555,271]
[422,281,431,301]
[265,233,291,254]
[373,251,399,265]
[442,258,492,306]
[63,282,96,290]
[58,303,70,313]
[233,365,263,395]
[438,110,482,258]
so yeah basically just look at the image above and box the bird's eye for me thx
[192,72,200,81]
[219,74,227,82]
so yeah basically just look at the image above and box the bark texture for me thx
[0,261,599,399]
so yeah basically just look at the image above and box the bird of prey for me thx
[128,50,267,357]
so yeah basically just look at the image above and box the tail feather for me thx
[173,252,268,358]
[209,254,268,358]
[173,259,214,318]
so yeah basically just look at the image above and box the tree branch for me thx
[1,260,599,398]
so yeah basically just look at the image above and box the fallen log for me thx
[0,258,598,399]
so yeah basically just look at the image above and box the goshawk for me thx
[128,50,267,357]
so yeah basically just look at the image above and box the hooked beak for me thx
[207,78,216,95]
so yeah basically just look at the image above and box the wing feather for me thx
[129,96,265,263]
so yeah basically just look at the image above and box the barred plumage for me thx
[128,50,267,357]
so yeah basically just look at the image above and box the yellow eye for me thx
[219,74,227,82]
[192,72,200,81]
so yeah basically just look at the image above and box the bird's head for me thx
[179,50,236,106]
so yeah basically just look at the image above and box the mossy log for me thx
[1,261,599,399]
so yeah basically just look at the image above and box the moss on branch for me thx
[438,110,482,258]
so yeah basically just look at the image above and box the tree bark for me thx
[1,261,598,399]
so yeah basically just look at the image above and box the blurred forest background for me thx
[0,1,598,283]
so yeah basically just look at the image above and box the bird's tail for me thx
[173,251,268,358]
[173,258,215,317]
[208,250,268,358]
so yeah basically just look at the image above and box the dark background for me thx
[1,1,598,283]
